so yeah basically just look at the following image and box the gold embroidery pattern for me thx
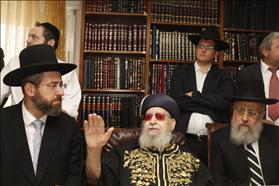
[123,144,200,186]
[166,151,200,186]
[123,149,156,186]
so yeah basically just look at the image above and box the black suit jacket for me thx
[236,63,264,91]
[170,64,233,133]
[210,124,279,186]
[1,102,84,186]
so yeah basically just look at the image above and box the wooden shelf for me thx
[84,50,146,55]
[224,28,275,33]
[85,11,148,17]
[79,0,279,128]
[150,59,193,64]
[224,60,258,64]
[82,89,145,93]
[152,21,219,28]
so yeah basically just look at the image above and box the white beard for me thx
[230,118,263,145]
[139,123,173,150]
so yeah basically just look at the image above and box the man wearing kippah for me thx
[84,94,213,186]
[1,44,84,185]
[0,22,81,119]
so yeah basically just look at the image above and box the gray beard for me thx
[139,124,173,151]
[230,118,263,145]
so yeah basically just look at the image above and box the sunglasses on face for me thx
[143,112,171,121]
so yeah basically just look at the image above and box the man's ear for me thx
[47,39,55,48]
[214,51,219,58]
[24,82,36,96]
[171,119,176,131]
[262,48,270,58]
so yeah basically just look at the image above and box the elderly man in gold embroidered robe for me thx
[84,94,213,186]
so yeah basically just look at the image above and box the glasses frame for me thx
[233,106,263,119]
[143,112,171,121]
[38,81,67,90]
[196,43,215,50]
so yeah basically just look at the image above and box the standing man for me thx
[1,44,83,186]
[0,22,81,119]
[210,77,279,185]
[170,26,233,165]
[237,32,279,125]
[84,94,213,186]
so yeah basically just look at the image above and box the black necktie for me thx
[246,144,264,185]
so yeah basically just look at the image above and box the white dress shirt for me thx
[260,60,279,126]
[22,103,47,162]
[187,62,214,135]
[1,56,81,119]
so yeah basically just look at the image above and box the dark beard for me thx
[32,92,62,116]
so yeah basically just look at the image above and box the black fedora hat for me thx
[4,44,76,86]
[226,77,278,105]
[140,94,180,121]
[188,26,229,51]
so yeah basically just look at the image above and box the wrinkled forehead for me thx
[198,39,216,46]
[29,26,44,37]
[233,101,264,111]
[146,107,170,115]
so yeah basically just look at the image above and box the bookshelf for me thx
[221,0,279,86]
[79,0,279,128]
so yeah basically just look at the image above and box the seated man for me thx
[84,94,213,186]
[210,77,279,185]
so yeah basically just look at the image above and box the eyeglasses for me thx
[39,81,67,90]
[143,112,171,121]
[196,44,215,50]
[233,107,262,119]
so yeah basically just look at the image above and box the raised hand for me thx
[84,113,114,149]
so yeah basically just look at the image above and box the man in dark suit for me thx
[1,44,84,186]
[237,32,279,126]
[170,26,233,165]
[210,77,279,185]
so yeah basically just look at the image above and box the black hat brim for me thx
[4,63,77,86]
[226,95,278,105]
[188,35,229,51]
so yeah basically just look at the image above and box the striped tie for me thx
[246,144,264,186]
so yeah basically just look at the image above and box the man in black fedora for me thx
[1,22,81,119]
[1,44,84,186]
[210,77,279,185]
[236,32,279,126]
[170,26,233,165]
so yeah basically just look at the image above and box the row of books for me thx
[149,63,181,95]
[83,57,145,90]
[151,26,197,61]
[85,0,146,13]
[79,94,142,128]
[151,0,218,25]
[224,1,279,30]
[223,32,265,62]
[84,23,146,51]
